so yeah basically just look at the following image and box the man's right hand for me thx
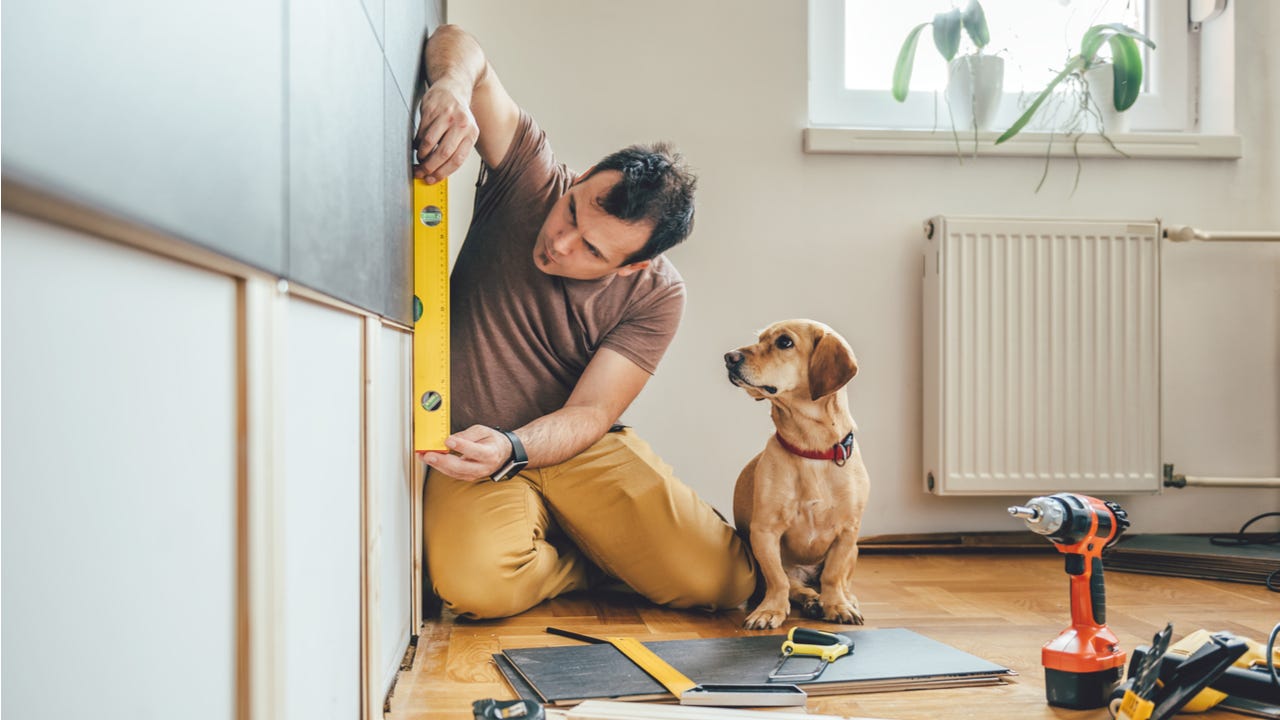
[414,79,479,184]
[417,424,515,482]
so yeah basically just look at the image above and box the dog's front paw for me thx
[801,597,824,620]
[821,601,865,625]
[743,603,789,630]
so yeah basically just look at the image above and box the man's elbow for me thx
[571,405,617,439]
[432,23,465,40]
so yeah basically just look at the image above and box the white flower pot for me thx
[1084,64,1129,134]
[946,54,1004,131]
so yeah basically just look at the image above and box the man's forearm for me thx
[425,24,488,98]
[416,24,518,178]
[515,405,615,469]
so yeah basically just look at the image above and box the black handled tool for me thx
[472,698,543,720]
[768,627,854,682]
[1109,627,1251,720]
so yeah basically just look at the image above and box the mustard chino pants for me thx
[423,428,757,619]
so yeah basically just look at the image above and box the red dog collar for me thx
[774,431,856,466]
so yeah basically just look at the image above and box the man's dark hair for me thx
[582,142,697,265]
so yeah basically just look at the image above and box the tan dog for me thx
[725,319,869,630]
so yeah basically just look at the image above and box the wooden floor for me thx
[386,552,1278,719]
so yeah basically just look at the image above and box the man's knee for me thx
[433,567,537,620]
[423,471,549,618]
[650,549,756,611]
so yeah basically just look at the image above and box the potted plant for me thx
[995,23,1156,144]
[892,1,1003,133]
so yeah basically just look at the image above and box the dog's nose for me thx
[724,351,744,368]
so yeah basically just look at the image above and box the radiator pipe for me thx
[1163,225,1280,243]
[1163,464,1280,489]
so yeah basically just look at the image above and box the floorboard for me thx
[386,552,1279,719]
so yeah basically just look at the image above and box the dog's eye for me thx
[775,335,794,350]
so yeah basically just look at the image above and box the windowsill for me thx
[803,127,1243,159]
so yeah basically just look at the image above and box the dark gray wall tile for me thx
[385,0,441,110]
[382,66,415,325]
[364,0,385,47]
[1,0,286,272]
[3,0,433,320]
[288,0,386,312]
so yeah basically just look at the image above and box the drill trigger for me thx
[1065,553,1086,576]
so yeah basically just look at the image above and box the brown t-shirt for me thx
[449,111,686,432]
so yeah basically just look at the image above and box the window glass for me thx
[844,0,1145,96]
[809,0,1187,132]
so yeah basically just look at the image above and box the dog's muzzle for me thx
[724,352,777,394]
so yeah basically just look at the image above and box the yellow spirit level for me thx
[413,178,450,452]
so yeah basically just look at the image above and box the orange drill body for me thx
[1009,493,1130,709]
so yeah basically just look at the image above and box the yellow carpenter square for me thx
[607,637,699,698]
[413,178,450,452]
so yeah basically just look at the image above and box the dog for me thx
[724,319,869,630]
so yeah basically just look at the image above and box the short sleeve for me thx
[598,280,687,375]
[472,110,568,224]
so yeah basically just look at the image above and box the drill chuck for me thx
[1008,496,1066,536]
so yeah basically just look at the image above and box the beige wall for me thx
[447,1,1280,535]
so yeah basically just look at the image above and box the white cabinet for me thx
[1,214,420,719]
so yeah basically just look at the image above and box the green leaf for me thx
[1080,25,1110,62]
[932,8,962,62]
[962,0,990,49]
[1107,34,1143,110]
[1080,23,1155,64]
[995,56,1086,144]
[1076,24,1153,111]
[892,23,930,102]
[1099,22,1156,49]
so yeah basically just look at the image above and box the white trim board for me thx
[804,128,1243,159]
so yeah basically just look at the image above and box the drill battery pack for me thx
[1046,665,1124,709]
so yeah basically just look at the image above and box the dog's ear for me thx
[808,331,857,400]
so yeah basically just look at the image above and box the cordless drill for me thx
[1009,493,1130,710]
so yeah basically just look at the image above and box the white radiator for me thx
[923,216,1162,495]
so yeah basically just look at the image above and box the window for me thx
[809,0,1195,134]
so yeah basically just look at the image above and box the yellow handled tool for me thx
[768,627,854,682]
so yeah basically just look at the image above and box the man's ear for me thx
[808,332,858,400]
[615,259,651,277]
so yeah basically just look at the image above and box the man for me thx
[414,24,755,619]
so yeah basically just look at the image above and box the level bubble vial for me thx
[420,205,443,227]
[420,391,443,412]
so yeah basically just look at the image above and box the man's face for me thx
[532,170,654,281]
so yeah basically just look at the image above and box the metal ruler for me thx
[413,177,450,452]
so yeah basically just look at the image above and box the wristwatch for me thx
[490,428,528,482]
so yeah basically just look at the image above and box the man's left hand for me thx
[417,424,511,482]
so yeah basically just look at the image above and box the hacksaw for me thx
[413,177,450,452]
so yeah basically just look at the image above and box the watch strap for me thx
[490,428,529,482]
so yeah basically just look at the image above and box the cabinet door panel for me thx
[282,299,362,720]
[1,215,238,720]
